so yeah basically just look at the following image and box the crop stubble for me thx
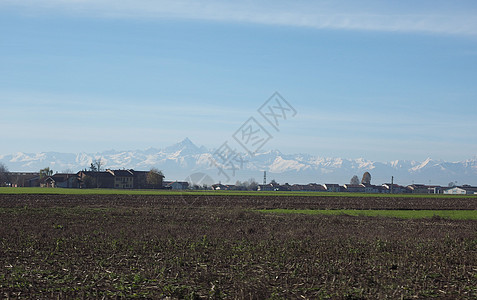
[0,194,476,299]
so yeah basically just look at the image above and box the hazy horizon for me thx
[1,137,477,164]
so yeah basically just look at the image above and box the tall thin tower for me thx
[263,171,267,185]
[391,176,394,194]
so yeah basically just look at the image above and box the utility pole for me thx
[390,176,394,194]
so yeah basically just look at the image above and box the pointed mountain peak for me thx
[176,137,198,149]
[179,137,195,146]
[164,138,200,154]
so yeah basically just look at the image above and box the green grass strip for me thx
[258,209,477,220]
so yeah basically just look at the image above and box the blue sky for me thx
[1,0,477,162]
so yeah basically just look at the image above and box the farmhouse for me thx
[163,181,189,190]
[108,169,134,189]
[6,172,41,187]
[382,183,406,194]
[257,184,274,191]
[343,184,366,193]
[284,183,326,192]
[212,183,238,190]
[459,185,477,193]
[443,186,477,195]
[132,170,163,189]
[45,173,79,188]
[303,183,326,191]
[77,171,115,188]
[407,184,442,194]
[322,184,342,192]
[77,169,164,189]
[362,184,387,193]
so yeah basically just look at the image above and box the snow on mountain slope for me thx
[269,156,309,173]
[1,138,476,185]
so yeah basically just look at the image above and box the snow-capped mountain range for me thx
[1,138,476,185]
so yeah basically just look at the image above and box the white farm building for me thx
[443,187,476,195]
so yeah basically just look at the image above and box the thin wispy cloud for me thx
[3,0,477,36]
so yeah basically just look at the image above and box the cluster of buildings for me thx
[3,170,477,194]
[4,169,177,190]
[215,182,477,195]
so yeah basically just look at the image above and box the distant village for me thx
[1,165,476,195]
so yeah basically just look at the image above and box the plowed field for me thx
[1,194,476,299]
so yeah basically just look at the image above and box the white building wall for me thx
[443,187,469,194]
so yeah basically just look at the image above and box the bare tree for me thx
[0,163,9,187]
[361,172,371,185]
[93,158,103,172]
[350,175,360,185]
[87,159,104,188]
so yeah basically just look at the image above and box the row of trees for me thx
[350,172,372,185]
[189,178,260,190]
[233,179,259,191]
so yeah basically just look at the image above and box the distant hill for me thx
[1,138,476,185]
